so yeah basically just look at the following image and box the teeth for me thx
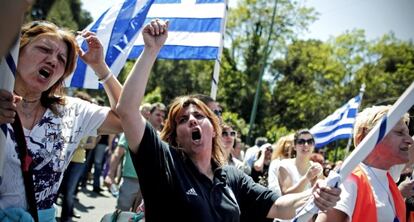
[39,69,51,78]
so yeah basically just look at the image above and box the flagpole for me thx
[210,0,229,100]
[246,0,278,145]
[344,83,366,157]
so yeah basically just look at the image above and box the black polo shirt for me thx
[131,122,278,222]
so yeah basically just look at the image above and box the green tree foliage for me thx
[30,0,92,30]
[47,0,79,30]
[222,0,317,141]
[144,86,163,104]
[355,34,414,107]
[146,59,214,105]
[70,0,93,30]
[269,31,414,160]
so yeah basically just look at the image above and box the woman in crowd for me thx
[0,20,122,221]
[316,106,413,222]
[252,143,273,186]
[233,137,245,161]
[278,129,323,196]
[117,19,340,222]
[268,135,295,196]
[221,122,244,169]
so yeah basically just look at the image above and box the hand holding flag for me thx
[66,0,156,89]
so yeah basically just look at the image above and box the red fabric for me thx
[351,166,377,222]
[387,172,406,222]
[350,166,406,222]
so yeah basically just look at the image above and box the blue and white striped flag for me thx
[310,95,362,148]
[65,0,155,89]
[129,0,227,60]
[0,40,20,184]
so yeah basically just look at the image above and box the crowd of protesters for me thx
[0,8,413,222]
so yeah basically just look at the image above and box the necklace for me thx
[21,102,40,119]
[30,106,40,130]
[22,98,39,103]
[14,91,41,118]
[14,91,40,104]
[365,165,399,222]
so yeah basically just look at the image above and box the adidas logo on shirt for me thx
[185,188,198,196]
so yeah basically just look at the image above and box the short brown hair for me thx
[20,21,78,114]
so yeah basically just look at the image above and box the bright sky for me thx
[304,0,414,41]
[80,0,414,42]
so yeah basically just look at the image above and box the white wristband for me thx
[98,72,113,84]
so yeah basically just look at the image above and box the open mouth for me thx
[400,147,409,152]
[192,130,201,141]
[39,68,51,79]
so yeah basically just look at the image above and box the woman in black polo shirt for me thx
[117,19,341,222]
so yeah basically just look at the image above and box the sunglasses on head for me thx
[296,138,315,145]
[222,131,236,137]
[213,109,223,117]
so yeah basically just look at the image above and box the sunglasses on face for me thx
[222,131,236,137]
[296,138,315,145]
[213,109,223,117]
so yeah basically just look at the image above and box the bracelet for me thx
[98,72,113,84]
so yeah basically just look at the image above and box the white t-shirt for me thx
[335,163,396,222]
[0,97,109,210]
[243,145,259,169]
[267,158,282,197]
[276,158,313,222]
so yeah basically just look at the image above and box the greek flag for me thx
[0,40,20,184]
[310,95,362,148]
[129,0,227,60]
[67,0,226,89]
[66,0,155,89]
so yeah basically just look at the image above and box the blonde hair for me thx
[271,134,295,160]
[160,96,226,167]
[353,105,410,146]
[20,21,78,114]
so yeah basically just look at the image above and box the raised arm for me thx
[116,20,168,153]
[78,31,123,134]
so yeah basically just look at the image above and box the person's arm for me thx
[82,136,97,149]
[278,163,322,195]
[0,0,33,58]
[77,31,123,135]
[278,166,309,195]
[107,134,116,151]
[267,181,341,220]
[253,148,266,172]
[116,20,168,153]
[104,145,126,187]
[314,209,349,222]
[267,160,280,191]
